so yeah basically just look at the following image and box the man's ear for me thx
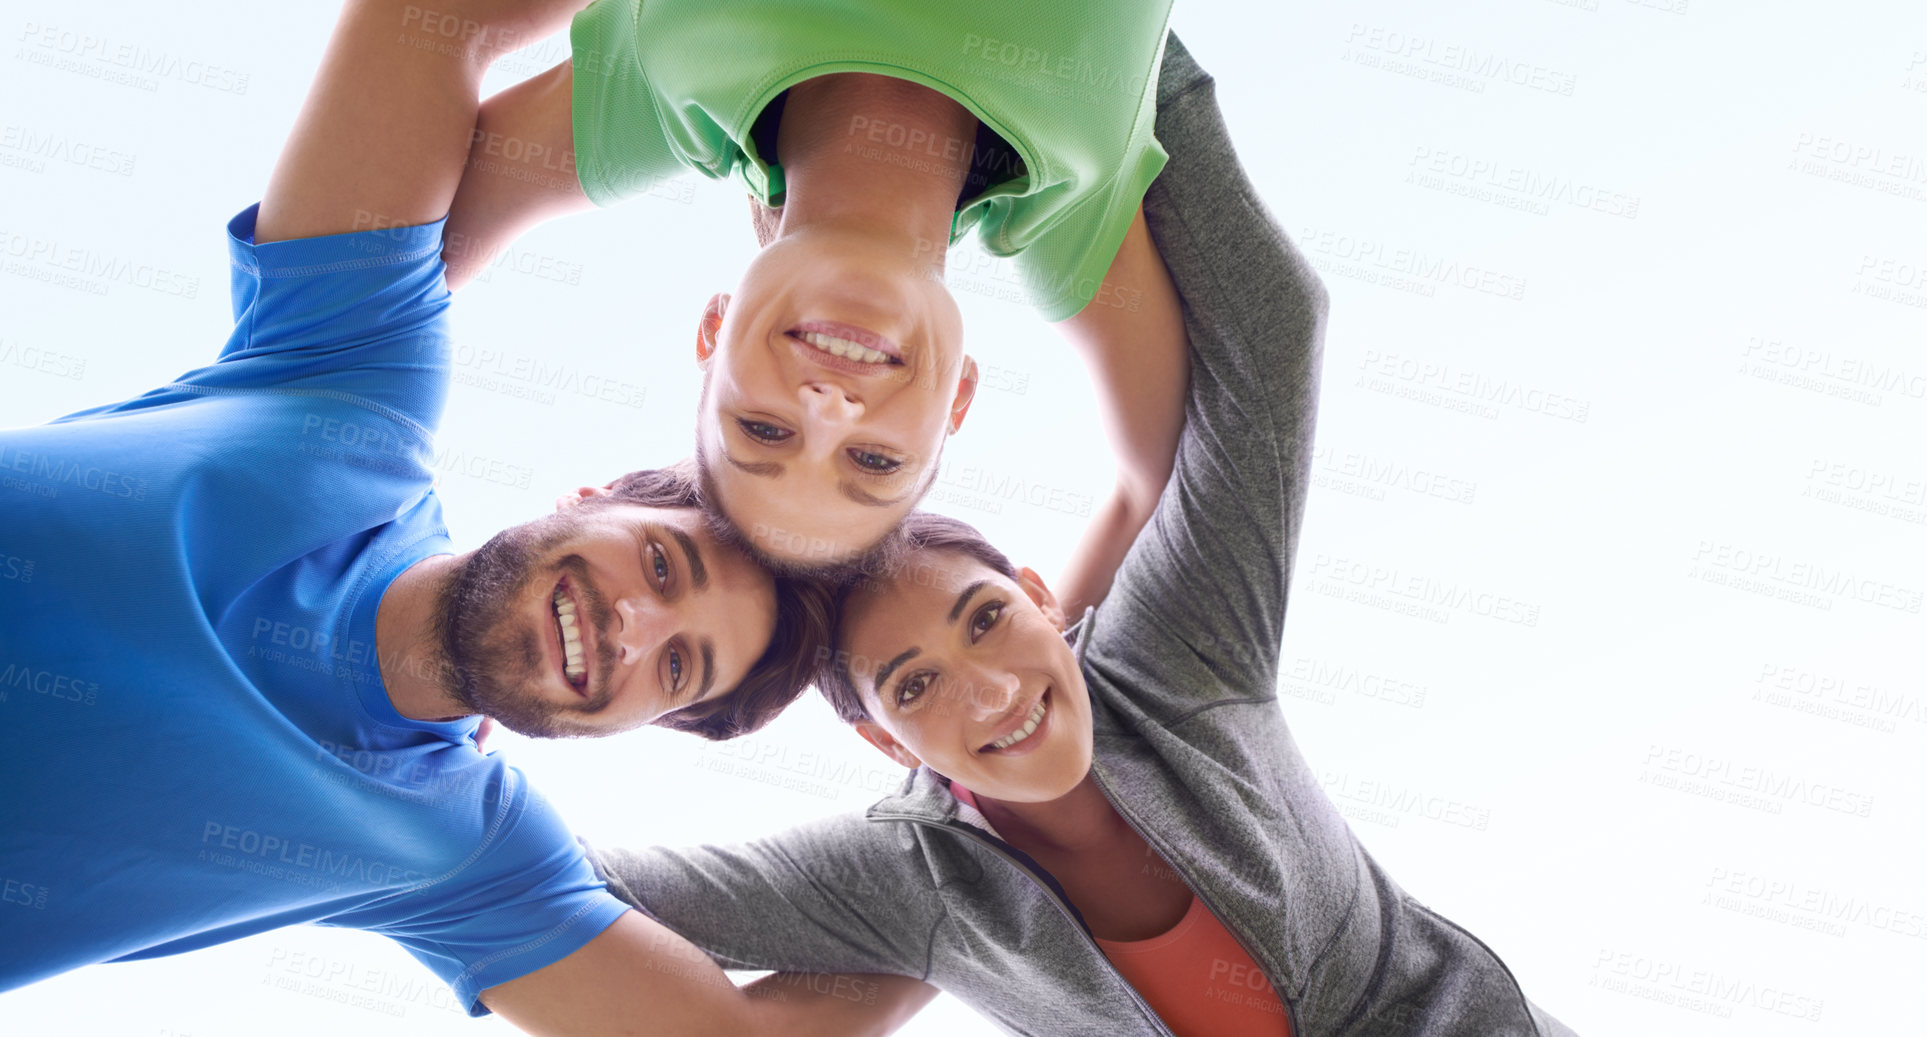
[696,292,730,364]
[855,719,922,769]
[948,356,980,434]
[555,482,617,512]
[1016,566,1067,631]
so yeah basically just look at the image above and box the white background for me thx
[3,0,1923,1033]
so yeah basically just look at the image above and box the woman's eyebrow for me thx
[948,580,989,622]
[872,647,921,696]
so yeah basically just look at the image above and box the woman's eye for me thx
[651,543,670,586]
[971,602,1004,639]
[739,419,792,444]
[896,673,931,708]
[668,646,683,689]
[849,449,902,474]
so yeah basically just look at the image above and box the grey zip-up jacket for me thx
[592,35,1577,1037]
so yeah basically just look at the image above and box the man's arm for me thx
[1085,34,1328,711]
[256,0,585,247]
[481,910,936,1037]
[1052,204,1192,618]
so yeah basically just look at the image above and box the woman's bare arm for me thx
[1051,205,1192,617]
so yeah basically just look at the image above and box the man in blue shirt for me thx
[0,0,930,1032]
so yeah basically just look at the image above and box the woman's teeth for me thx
[553,587,585,684]
[799,331,893,364]
[988,697,1048,751]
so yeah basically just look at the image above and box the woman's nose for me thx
[961,667,1021,719]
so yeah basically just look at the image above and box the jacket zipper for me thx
[1087,763,1306,1037]
[868,810,1179,1037]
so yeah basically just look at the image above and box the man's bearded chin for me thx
[436,512,606,740]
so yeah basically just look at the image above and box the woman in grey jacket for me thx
[590,36,1578,1037]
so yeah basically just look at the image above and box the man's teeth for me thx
[799,331,892,364]
[553,587,585,683]
[989,698,1048,751]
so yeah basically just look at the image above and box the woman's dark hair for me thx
[815,511,1016,726]
[592,461,835,741]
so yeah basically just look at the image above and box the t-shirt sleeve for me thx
[155,203,454,437]
[1085,38,1328,715]
[569,0,699,207]
[1008,135,1168,323]
[354,770,631,1016]
[584,816,933,980]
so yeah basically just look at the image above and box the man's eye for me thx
[849,448,902,474]
[739,419,792,444]
[896,673,931,708]
[668,646,683,689]
[971,602,1004,640]
[650,543,670,587]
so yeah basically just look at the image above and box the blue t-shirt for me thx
[0,205,629,1013]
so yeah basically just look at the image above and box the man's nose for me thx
[612,595,672,666]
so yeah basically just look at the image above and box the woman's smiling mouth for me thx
[980,688,1051,754]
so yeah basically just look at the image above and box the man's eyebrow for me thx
[948,580,989,623]
[872,647,921,698]
[697,640,716,700]
[839,479,918,507]
[721,449,783,478]
[668,527,708,590]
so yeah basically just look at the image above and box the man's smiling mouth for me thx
[551,580,588,694]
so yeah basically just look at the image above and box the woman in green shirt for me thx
[444,0,1193,614]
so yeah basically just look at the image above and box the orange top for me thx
[952,785,1291,1037]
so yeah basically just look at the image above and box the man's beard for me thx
[435,510,623,738]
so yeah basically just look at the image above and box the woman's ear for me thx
[855,720,922,770]
[555,482,617,512]
[696,293,729,364]
[1016,567,1067,631]
[948,356,980,434]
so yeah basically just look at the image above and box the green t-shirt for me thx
[569,0,1174,321]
